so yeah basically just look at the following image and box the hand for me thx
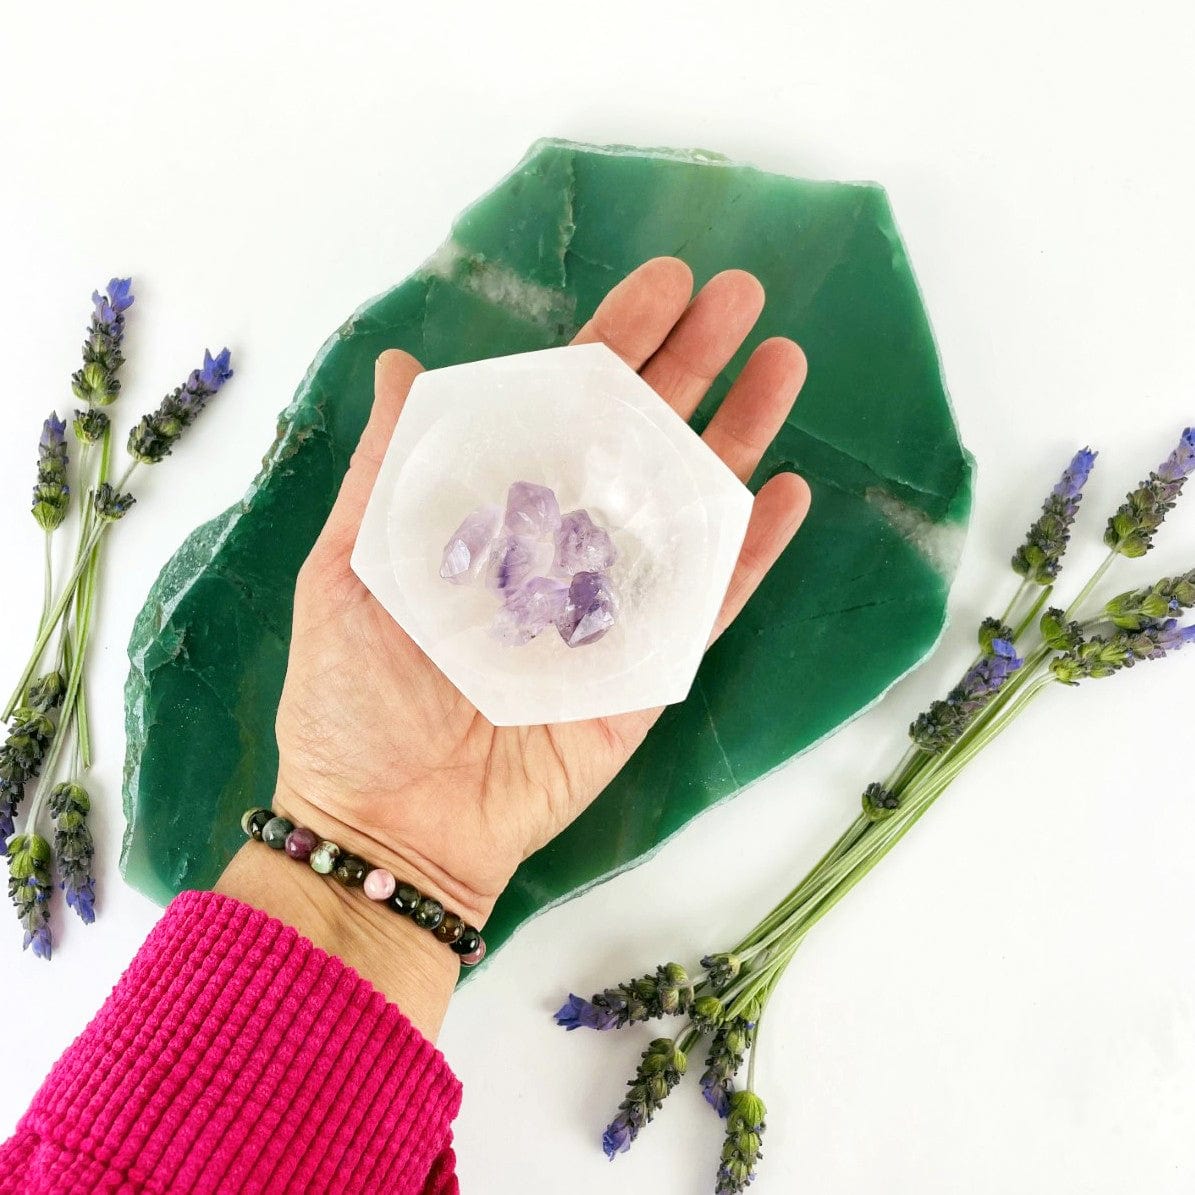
[219,258,810,1036]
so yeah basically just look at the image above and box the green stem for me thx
[2,519,108,720]
[1063,549,1117,621]
[1000,577,1031,625]
[1012,584,1053,641]
[40,533,53,634]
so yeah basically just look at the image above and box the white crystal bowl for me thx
[352,342,753,726]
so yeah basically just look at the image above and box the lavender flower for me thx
[49,782,95,924]
[7,833,52,959]
[72,277,134,407]
[862,780,900,821]
[127,348,233,464]
[715,1090,767,1194]
[93,482,136,522]
[1105,428,1195,557]
[31,413,70,531]
[1103,570,1195,630]
[73,407,110,444]
[1012,448,1097,583]
[1051,619,1195,684]
[701,952,742,991]
[0,673,64,849]
[555,993,625,1032]
[701,1019,752,1118]
[602,1037,687,1159]
[910,638,1023,753]
[555,963,691,1031]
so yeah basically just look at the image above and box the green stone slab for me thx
[122,139,973,967]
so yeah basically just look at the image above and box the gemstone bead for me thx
[242,808,273,840]
[363,868,396,901]
[433,913,464,944]
[460,939,486,967]
[240,807,271,837]
[309,841,341,874]
[388,884,421,915]
[284,826,318,861]
[412,898,444,930]
[451,928,482,956]
[334,855,368,886]
[261,816,294,849]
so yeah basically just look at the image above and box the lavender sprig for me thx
[48,782,94,924]
[909,636,1023,753]
[1103,570,1195,630]
[1012,448,1097,583]
[7,833,52,959]
[31,414,70,532]
[715,1091,767,1194]
[1051,619,1195,683]
[0,673,64,848]
[602,1037,688,1158]
[71,278,133,407]
[700,1018,753,1118]
[1105,428,1195,557]
[127,348,233,464]
[555,963,691,1030]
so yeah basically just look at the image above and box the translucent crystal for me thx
[555,509,617,575]
[485,533,554,593]
[351,341,755,725]
[492,577,569,645]
[558,571,617,647]
[439,505,500,584]
[504,481,561,539]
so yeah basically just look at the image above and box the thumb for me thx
[313,349,424,565]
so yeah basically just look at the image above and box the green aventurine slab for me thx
[123,140,973,965]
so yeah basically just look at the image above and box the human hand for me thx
[218,258,810,1034]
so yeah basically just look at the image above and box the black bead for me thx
[451,928,482,956]
[412,898,444,930]
[333,855,368,886]
[388,883,421,916]
[246,809,272,841]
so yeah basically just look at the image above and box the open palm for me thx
[274,258,811,929]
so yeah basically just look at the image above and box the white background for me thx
[2,3,1194,1192]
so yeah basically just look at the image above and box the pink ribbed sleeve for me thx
[0,890,462,1194]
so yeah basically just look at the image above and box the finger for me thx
[571,256,693,368]
[639,269,765,421]
[709,472,812,643]
[702,337,807,481]
[316,349,424,560]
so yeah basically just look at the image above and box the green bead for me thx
[241,809,272,840]
[309,841,341,874]
[261,816,294,849]
[333,855,367,886]
[412,898,444,930]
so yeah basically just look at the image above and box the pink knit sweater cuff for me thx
[9,889,462,1193]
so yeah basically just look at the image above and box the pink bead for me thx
[460,939,486,967]
[363,868,396,901]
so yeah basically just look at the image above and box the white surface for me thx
[2,3,1194,1191]
[352,343,753,724]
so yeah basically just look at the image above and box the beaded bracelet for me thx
[240,807,486,967]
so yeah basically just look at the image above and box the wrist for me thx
[215,836,459,1040]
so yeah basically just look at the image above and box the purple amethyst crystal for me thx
[486,534,553,593]
[557,571,617,648]
[555,509,617,575]
[440,505,500,584]
[504,481,561,538]
[441,482,619,649]
[492,577,569,645]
